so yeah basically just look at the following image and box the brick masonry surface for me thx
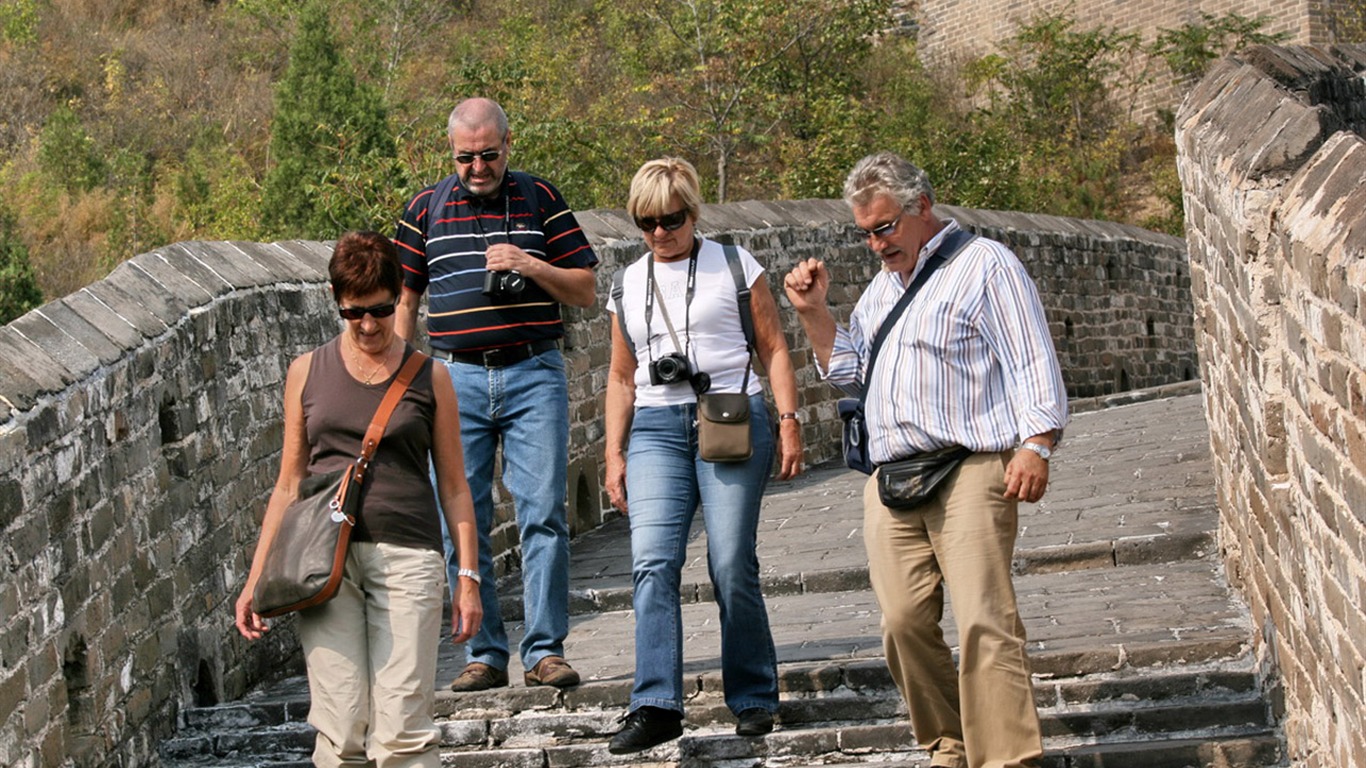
[915,0,1337,125]
[0,198,1192,765]
[1177,43,1366,768]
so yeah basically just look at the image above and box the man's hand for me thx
[1003,449,1049,503]
[783,258,830,313]
[484,242,538,274]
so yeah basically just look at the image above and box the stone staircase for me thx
[162,392,1289,767]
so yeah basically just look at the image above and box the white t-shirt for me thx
[612,238,765,407]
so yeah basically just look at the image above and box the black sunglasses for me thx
[635,209,689,233]
[338,302,397,321]
[454,149,503,165]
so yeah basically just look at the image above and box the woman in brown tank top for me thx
[234,231,483,767]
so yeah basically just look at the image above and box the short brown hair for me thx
[328,231,402,302]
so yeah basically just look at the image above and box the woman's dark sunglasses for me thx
[454,149,503,165]
[338,302,397,321]
[635,209,689,232]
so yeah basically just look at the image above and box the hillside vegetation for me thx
[0,0,1292,322]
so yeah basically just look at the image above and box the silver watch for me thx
[457,567,482,584]
[1020,441,1052,461]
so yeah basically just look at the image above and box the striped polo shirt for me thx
[823,219,1068,464]
[394,171,598,352]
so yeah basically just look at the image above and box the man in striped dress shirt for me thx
[394,98,597,693]
[784,151,1067,768]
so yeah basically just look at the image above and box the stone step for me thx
[175,653,1258,735]
[163,719,1283,768]
[163,659,1273,766]
[519,532,1219,622]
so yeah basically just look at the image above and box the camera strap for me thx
[643,240,699,365]
[648,245,753,394]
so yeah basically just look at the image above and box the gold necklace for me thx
[350,337,395,385]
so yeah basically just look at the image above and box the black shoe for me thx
[735,707,774,736]
[608,706,684,754]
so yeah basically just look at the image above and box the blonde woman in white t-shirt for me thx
[603,157,803,754]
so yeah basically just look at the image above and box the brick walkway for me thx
[432,385,1245,689]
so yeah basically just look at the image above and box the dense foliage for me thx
[0,0,1300,322]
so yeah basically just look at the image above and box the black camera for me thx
[482,270,526,299]
[649,353,692,386]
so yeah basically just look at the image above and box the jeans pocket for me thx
[530,349,566,375]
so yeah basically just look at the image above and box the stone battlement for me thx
[0,201,1192,766]
[1177,43,1366,768]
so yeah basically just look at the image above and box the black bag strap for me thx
[610,240,751,359]
[721,243,755,351]
[611,267,635,355]
[858,229,977,409]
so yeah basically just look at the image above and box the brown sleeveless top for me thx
[300,337,441,551]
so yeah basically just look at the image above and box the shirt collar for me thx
[901,218,962,286]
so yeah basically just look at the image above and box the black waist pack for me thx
[877,445,973,509]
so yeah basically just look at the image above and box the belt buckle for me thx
[481,348,504,367]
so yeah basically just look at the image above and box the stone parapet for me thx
[1176,42,1366,768]
[0,200,1191,766]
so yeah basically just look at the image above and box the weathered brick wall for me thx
[916,0,1328,124]
[0,202,1191,766]
[1176,44,1366,768]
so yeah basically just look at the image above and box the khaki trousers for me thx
[298,542,445,768]
[862,451,1043,768]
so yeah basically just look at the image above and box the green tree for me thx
[1150,12,1288,88]
[611,0,884,202]
[37,105,107,193]
[260,1,402,238]
[0,0,38,45]
[0,207,43,324]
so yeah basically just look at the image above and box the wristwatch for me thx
[778,412,800,423]
[1020,441,1052,461]
[457,567,482,584]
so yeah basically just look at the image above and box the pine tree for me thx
[260,1,400,239]
[0,208,44,325]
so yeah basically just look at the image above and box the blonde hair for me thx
[627,157,703,221]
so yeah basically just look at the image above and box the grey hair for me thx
[842,152,935,213]
[447,98,509,142]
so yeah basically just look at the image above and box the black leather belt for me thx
[432,339,559,368]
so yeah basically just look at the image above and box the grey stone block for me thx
[34,301,126,367]
[0,327,75,394]
[59,291,145,354]
[230,241,325,284]
[132,250,217,305]
[104,261,190,327]
[185,241,279,289]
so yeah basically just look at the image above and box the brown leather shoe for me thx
[449,662,509,692]
[523,656,580,688]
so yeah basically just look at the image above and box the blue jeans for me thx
[625,395,779,716]
[436,348,570,671]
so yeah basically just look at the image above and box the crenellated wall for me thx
[1176,43,1366,768]
[0,201,1193,766]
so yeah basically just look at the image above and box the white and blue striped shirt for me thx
[824,220,1068,464]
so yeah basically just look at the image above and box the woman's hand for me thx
[776,418,803,480]
[451,576,483,643]
[234,590,269,640]
[605,451,628,514]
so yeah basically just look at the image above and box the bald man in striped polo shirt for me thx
[394,98,597,694]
